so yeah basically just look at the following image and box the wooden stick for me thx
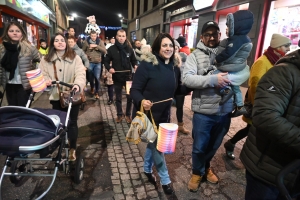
[152,98,173,105]
[114,70,131,73]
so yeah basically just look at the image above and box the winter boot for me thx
[224,140,236,160]
[178,122,190,134]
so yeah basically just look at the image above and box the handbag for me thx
[126,100,158,144]
[52,61,84,108]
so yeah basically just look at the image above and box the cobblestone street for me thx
[0,86,248,199]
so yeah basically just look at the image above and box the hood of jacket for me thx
[227,10,254,37]
[140,52,180,67]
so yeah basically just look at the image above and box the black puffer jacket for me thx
[240,49,300,193]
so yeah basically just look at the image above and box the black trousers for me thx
[230,124,251,144]
[114,81,132,117]
[5,84,31,106]
[50,100,80,149]
[107,84,114,101]
[175,94,185,123]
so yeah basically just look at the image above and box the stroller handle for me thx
[276,159,300,200]
[51,81,73,89]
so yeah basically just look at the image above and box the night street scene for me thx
[0,0,300,200]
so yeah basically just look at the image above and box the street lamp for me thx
[72,13,77,18]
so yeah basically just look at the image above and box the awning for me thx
[160,0,193,11]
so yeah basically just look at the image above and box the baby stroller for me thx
[276,159,300,200]
[0,81,84,200]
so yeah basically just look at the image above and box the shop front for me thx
[263,0,300,54]
[0,0,53,47]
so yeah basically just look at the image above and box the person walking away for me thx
[130,33,190,195]
[39,33,86,161]
[224,33,291,159]
[0,21,40,106]
[240,47,300,200]
[82,30,107,99]
[103,29,138,123]
[174,39,190,134]
[183,21,232,192]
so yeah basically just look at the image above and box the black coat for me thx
[130,54,187,126]
[104,44,137,83]
[240,49,300,193]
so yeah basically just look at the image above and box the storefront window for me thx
[264,0,300,54]
[143,25,160,45]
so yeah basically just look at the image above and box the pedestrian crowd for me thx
[0,9,299,199]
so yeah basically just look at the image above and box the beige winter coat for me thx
[39,54,86,101]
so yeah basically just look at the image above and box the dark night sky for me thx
[64,0,128,37]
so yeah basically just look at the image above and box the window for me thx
[153,0,158,7]
[131,0,134,18]
[137,0,140,16]
[144,0,148,12]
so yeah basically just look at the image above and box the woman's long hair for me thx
[151,33,175,62]
[44,32,76,62]
[1,21,30,43]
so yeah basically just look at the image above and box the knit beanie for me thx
[176,36,187,47]
[270,34,291,48]
[174,39,180,49]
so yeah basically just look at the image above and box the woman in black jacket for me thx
[130,33,188,195]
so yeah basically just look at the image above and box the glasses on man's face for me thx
[202,32,219,39]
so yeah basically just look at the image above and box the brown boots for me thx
[178,122,190,134]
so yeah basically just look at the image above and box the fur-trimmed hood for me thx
[138,52,181,67]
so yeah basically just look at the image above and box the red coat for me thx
[179,46,190,55]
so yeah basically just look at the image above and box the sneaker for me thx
[125,116,132,123]
[162,184,174,195]
[107,100,113,105]
[94,94,100,99]
[144,172,156,185]
[231,106,248,118]
[205,168,218,184]
[219,88,234,105]
[116,116,123,123]
[188,174,202,192]
[224,140,235,160]
[69,148,76,161]
[90,88,94,95]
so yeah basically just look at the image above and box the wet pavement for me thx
[0,85,248,200]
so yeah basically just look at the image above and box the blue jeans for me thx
[192,112,231,175]
[89,63,101,94]
[245,170,281,200]
[144,140,171,185]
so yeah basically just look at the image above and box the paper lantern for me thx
[157,123,178,154]
[26,68,47,92]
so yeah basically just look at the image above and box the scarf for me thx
[87,36,100,45]
[40,46,48,50]
[263,46,281,65]
[115,39,130,69]
[1,42,20,80]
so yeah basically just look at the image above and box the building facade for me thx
[128,0,300,65]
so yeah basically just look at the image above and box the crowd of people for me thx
[0,9,299,198]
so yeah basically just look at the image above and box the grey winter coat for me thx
[240,50,300,193]
[183,41,233,115]
[72,44,89,69]
[0,41,40,90]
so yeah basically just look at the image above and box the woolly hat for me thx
[270,34,291,48]
[174,39,180,49]
[176,36,187,47]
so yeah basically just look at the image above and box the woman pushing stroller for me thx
[39,33,86,161]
